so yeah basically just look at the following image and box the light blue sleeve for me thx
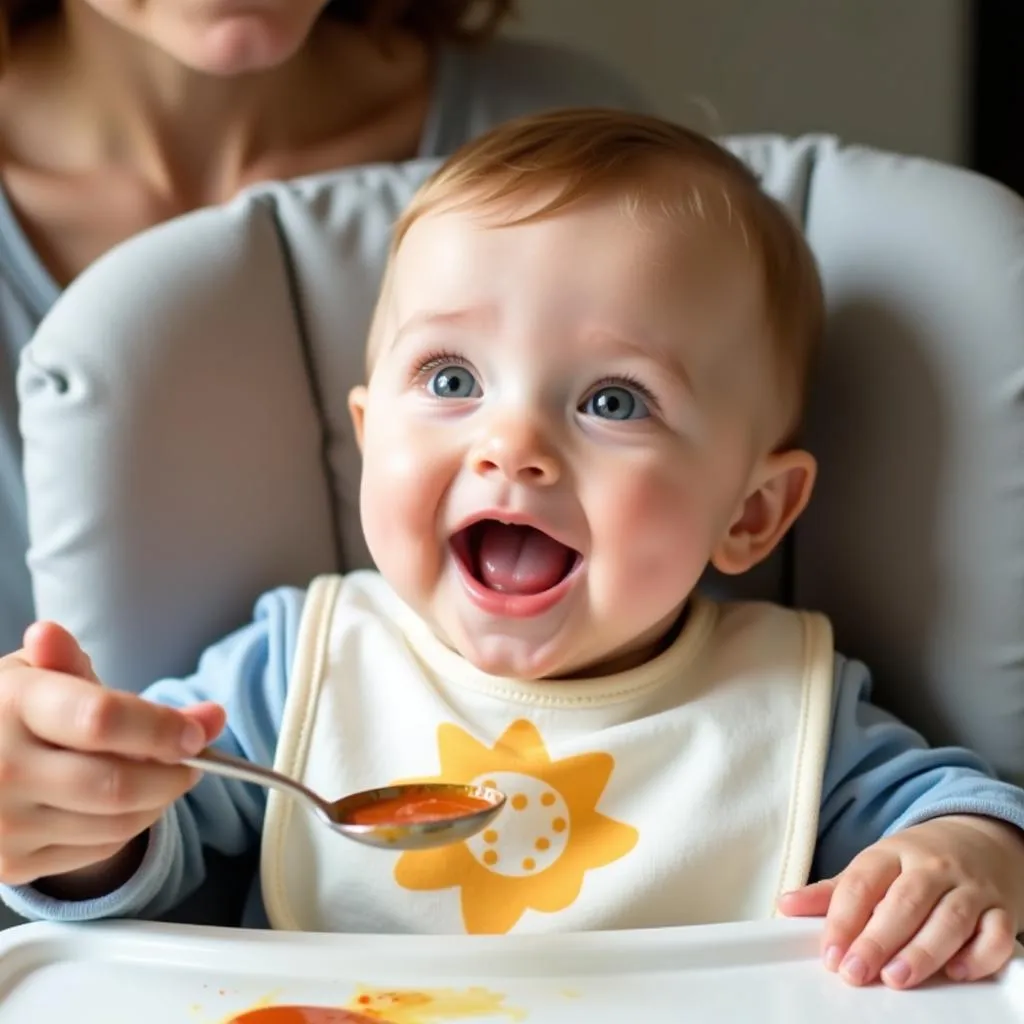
[814,654,1024,880]
[0,586,305,922]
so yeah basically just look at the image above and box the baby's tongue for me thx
[477,522,571,595]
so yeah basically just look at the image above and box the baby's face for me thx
[352,191,790,679]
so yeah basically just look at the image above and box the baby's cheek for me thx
[594,470,713,590]
[360,428,446,591]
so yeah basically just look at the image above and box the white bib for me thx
[262,572,834,935]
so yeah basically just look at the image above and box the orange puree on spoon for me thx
[345,792,491,826]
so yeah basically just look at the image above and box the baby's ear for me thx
[710,448,816,575]
[347,386,368,452]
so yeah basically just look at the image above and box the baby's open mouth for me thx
[451,520,581,596]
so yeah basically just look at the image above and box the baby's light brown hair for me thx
[370,107,824,443]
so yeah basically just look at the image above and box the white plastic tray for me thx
[0,918,1020,1023]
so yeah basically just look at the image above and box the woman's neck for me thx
[2,2,432,205]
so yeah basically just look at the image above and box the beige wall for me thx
[510,0,969,164]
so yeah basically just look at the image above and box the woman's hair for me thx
[327,1,515,42]
[0,1,515,43]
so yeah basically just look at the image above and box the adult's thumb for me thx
[179,701,228,750]
[22,622,100,683]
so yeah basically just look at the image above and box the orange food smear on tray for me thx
[226,1010,375,1024]
[346,792,490,826]
[225,984,523,1024]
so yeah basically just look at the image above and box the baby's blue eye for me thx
[429,365,479,399]
[583,385,650,420]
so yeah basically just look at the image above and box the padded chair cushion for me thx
[19,138,1024,782]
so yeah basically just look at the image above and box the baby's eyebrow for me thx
[383,304,498,362]
[591,330,695,395]
[395,305,497,342]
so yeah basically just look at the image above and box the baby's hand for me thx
[779,816,1024,989]
[0,623,225,896]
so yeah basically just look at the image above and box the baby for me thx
[1,109,1022,992]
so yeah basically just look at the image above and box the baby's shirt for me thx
[4,572,1024,930]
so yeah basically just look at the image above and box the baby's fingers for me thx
[876,888,983,988]
[945,907,1018,983]
[821,851,901,975]
[778,878,835,919]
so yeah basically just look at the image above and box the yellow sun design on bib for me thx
[393,720,638,934]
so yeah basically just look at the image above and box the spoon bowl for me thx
[183,747,506,851]
[327,782,506,850]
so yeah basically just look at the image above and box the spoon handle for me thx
[183,747,332,820]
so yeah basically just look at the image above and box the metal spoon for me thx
[182,747,506,851]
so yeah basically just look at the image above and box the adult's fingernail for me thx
[882,959,911,986]
[180,720,205,756]
[823,946,842,972]
[840,954,868,985]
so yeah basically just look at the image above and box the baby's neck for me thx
[560,607,689,680]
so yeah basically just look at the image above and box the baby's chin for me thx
[461,641,553,682]
[416,572,675,680]
[440,622,641,682]
[438,622,581,681]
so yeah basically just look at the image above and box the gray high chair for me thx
[14,133,1024,926]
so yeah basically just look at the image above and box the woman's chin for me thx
[169,17,308,76]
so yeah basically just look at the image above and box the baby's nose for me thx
[469,418,561,486]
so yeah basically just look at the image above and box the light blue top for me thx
[3,585,1023,927]
[0,37,648,655]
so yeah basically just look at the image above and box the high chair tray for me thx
[0,917,1020,1023]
